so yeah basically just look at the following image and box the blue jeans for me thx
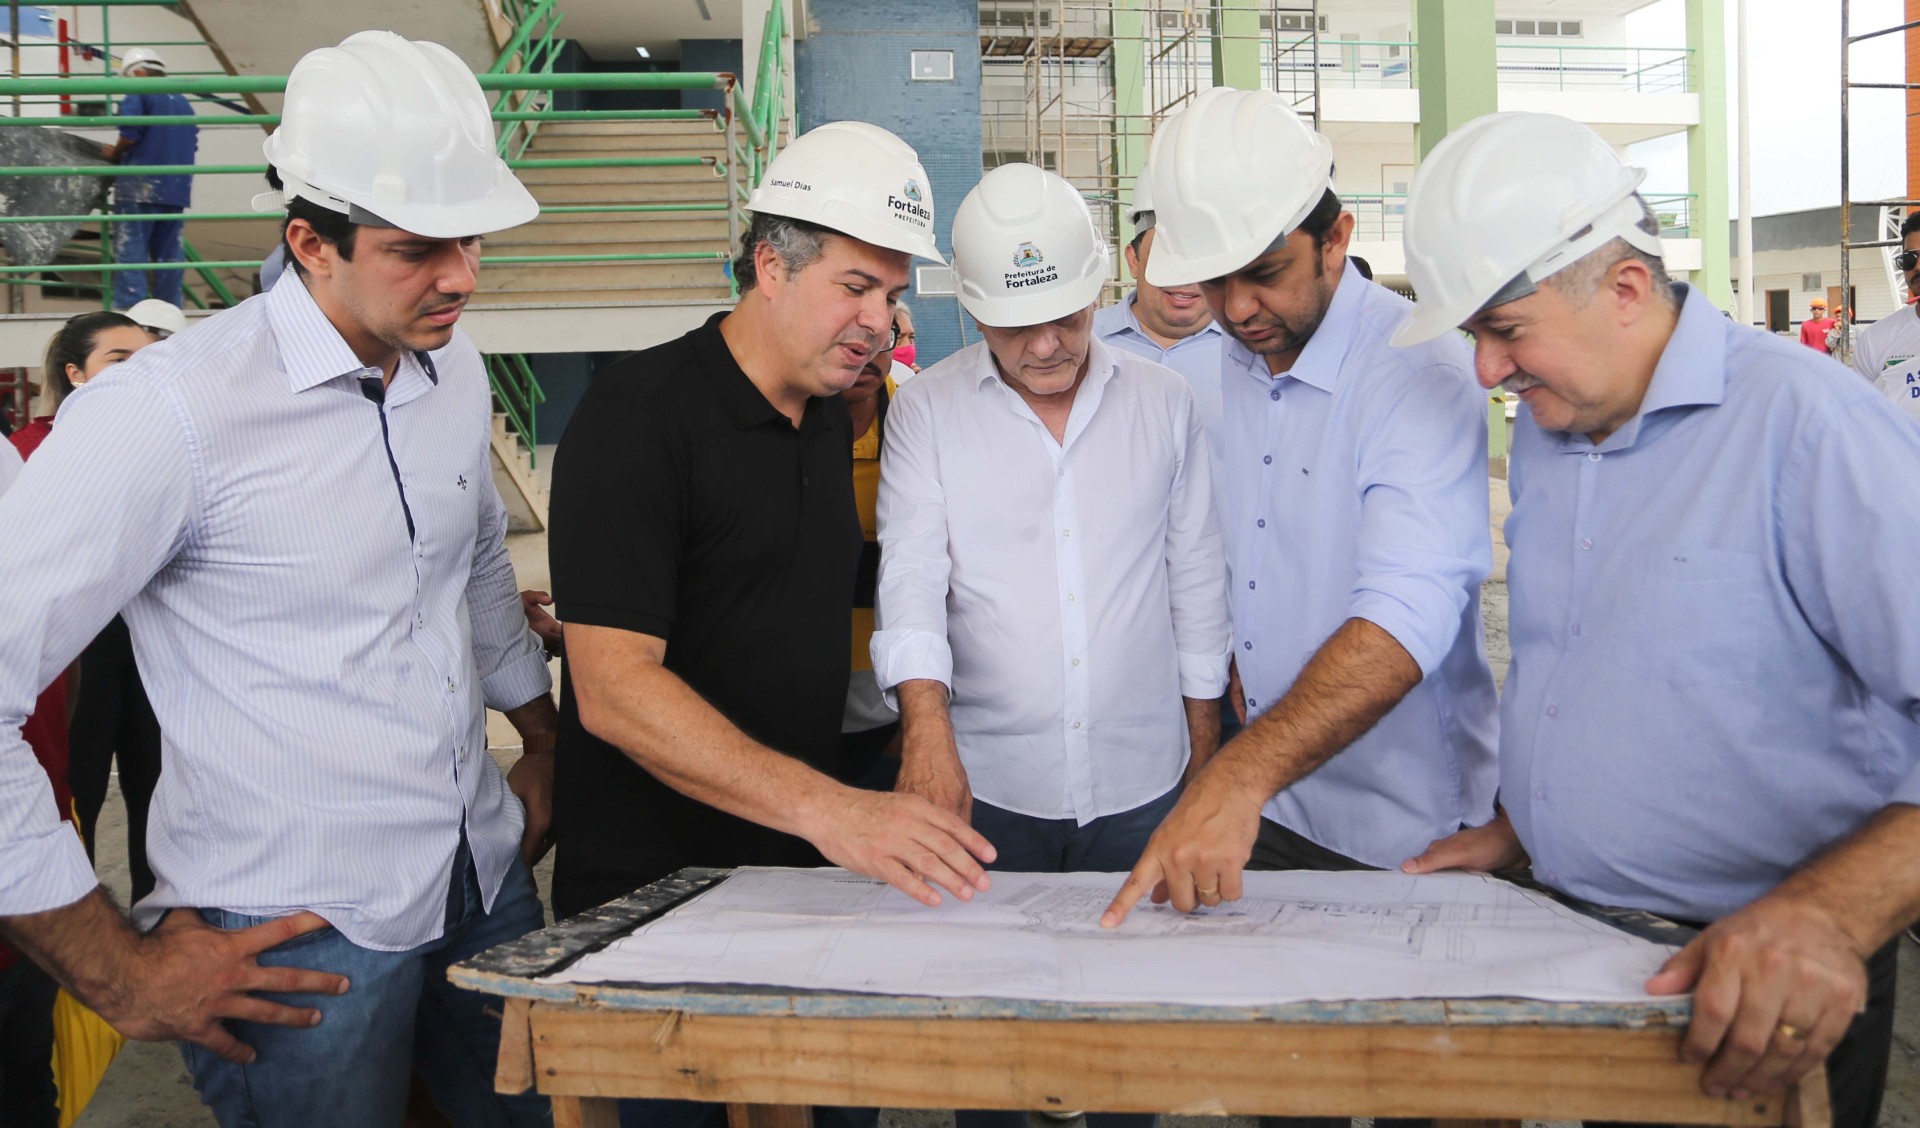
[954,785,1180,1128]
[180,850,550,1128]
[110,201,186,309]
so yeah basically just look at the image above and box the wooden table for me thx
[450,869,1829,1128]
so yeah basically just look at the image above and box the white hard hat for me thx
[1392,112,1664,347]
[1126,170,1153,235]
[258,31,537,239]
[126,298,186,337]
[119,47,167,75]
[1143,87,1335,287]
[951,162,1109,328]
[746,121,945,263]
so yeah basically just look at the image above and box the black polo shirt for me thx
[549,312,861,918]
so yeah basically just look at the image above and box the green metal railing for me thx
[1494,44,1694,94]
[1345,191,1699,243]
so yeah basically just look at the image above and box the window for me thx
[917,265,957,296]
[1801,273,1823,292]
[981,7,1051,28]
[1514,19,1536,35]
[911,50,954,81]
[1497,18,1583,37]
[1765,289,1790,332]
[1158,10,1210,29]
[1264,14,1328,31]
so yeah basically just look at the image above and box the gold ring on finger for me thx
[1197,886,1220,897]
[1776,1022,1806,1041]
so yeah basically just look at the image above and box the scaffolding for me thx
[978,0,1353,299]
[1837,4,1918,363]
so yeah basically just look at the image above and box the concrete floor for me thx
[67,497,1920,1125]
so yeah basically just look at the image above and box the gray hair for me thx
[1542,194,1676,308]
[733,212,828,293]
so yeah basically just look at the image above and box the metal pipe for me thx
[0,250,729,275]
[1841,1,1853,358]
[0,154,718,176]
[1735,0,1753,325]
[0,202,730,224]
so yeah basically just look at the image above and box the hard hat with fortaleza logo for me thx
[255,31,538,240]
[745,121,946,263]
[119,47,167,75]
[1143,86,1336,287]
[951,162,1109,328]
[1391,112,1663,347]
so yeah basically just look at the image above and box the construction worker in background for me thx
[1393,111,1920,1127]
[126,297,187,339]
[0,31,559,1126]
[101,47,199,312]
[1799,297,1834,353]
[1851,212,1920,422]
[1101,90,1499,972]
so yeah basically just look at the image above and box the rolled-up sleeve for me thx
[467,457,551,713]
[115,93,149,145]
[0,381,194,915]
[871,380,954,700]
[1347,361,1492,677]
[1163,387,1230,698]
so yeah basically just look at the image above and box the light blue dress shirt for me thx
[1503,285,1920,923]
[1223,259,1498,869]
[0,274,550,950]
[1093,291,1229,440]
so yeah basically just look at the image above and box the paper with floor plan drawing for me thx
[542,867,1680,1005]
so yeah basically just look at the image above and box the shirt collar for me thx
[1554,283,1723,452]
[1224,257,1368,392]
[699,310,830,433]
[267,270,439,394]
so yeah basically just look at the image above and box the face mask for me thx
[892,343,917,368]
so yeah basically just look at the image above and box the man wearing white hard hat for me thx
[0,31,560,1126]
[1392,111,1920,1125]
[101,46,198,312]
[875,163,1229,1014]
[550,121,994,950]
[1102,88,1498,935]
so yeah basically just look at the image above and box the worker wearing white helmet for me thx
[125,297,187,338]
[875,164,1229,1042]
[1102,88,1499,949]
[1393,111,1920,1125]
[0,31,560,1127]
[101,45,199,311]
[550,121,995,998]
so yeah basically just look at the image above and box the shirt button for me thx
[1570,623,1581,637]
[1243,640,1253,650]
[1246,697,1257,709]
[446,678,457,694]
[1269,389,1280,401]
[1062,528,1072,538]
[1587,452,1602,462]
[1071,657,1081,667]
[1262,454,1273,465]
[1248,580,1256,590]
[1068,593,1077,601]
[1580,537,1593,551]
[1072,721,1082,730]
[1057,467,1065,477]
[1545,704,1558,718]
[1257,518,1267,529]
[414,614,424,628]
[1534,787,1545,800]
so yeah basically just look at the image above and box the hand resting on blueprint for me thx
[1399,809,1528,875]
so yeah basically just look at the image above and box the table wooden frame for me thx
[450,869,1829,1128]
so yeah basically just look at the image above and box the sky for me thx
[1627,0,1907,217]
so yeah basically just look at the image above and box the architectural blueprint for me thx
[543,868,1680,1005]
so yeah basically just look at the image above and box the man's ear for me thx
[284,219,335,280]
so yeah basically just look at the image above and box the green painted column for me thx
[1211,0,1261,90]
[1686,0,1732,307]
[1412,0,1496,159]
[1113,0,1149,263]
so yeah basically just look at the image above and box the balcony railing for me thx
[1495,44,1694,94]
[1346,192,1695,244]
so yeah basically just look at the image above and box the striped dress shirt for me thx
[0,273,550,951]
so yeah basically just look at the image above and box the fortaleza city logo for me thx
[1003,242,1058,289]
[887,178,932,225]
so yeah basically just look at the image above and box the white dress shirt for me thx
[871,337,1230,824]
[0,437,17,496]
[0,274,550,950]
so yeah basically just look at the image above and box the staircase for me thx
[476,118,736,307]
[490,408,546,533]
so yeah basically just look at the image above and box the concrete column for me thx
[1687,0,1732,307]
[1412,0,1496,159]
[1211,0,1261,90]
[1112,0,1148,254]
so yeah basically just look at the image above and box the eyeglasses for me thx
[886,326,915,349]
[1897,250,1920,272]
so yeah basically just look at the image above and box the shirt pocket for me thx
[1604,546,1770,690]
